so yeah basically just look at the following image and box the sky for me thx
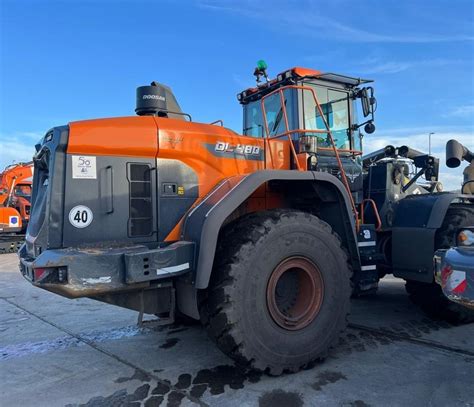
[0,0,473,190]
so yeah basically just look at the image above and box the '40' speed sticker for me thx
[68,205,93,228]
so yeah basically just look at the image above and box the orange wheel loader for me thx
[19,63,474,374]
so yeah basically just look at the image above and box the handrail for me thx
[260,88,302,171]
[318,147,362,156]
[210,119,224,126]
[360,199,382,231]
[264,129,362,156]
[259,84,359,229]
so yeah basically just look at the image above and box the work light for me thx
[458,229,474,247]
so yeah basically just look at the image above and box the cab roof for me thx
[238,66,373,104]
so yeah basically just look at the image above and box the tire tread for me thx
[201,209,352,374]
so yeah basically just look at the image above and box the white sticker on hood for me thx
[72,155,97,179]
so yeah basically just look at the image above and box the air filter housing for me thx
[135,81,184,119]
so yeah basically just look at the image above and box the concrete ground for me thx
[1,253,473,407]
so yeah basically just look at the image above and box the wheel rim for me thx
[266,256,324,331]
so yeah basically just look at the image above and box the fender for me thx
[392,192,474,282]
[182,169,358,289]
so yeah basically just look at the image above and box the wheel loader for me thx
[19,62,474,374]
[433,140,474,311]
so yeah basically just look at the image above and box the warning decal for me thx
[445,270,467,294]
[72,156,97,179]
[9,216,19,227]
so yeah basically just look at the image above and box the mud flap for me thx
[137,287,176,327]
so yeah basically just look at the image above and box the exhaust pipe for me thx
[362,145,396,168]
[446,139,474,168]
[397,145,425,160]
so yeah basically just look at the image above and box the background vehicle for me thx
[19,63,474,374]
[0,162,33,253]
[433,140,474,311]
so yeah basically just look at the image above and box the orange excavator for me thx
[0,162,33,253]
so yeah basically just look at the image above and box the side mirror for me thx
[364,122,376,134]
[361,88,371,117]
[360,87,377,118]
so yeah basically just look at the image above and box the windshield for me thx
[302,84,351,150]
[14,184,31,198]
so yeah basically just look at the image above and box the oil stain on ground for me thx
[115,369,151,384]
[349,400,371,407]
[340,400,372,407]
[259,389,304,407]
[68,383,151,407]
[70,364,263,406]
[312,370,347,391]
[191,364,262,395]
[66,318,455,406]
[159,338,179,349]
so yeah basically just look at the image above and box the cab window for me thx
[243,100,265,137]
[14,184,31,197]
[243,88,296,137]
[352,100,362,153]
[303,85,351,150]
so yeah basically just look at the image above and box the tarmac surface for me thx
[1,252,473,406]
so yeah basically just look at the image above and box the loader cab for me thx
[238,67,376,200]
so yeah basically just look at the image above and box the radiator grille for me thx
[128,163,153,236]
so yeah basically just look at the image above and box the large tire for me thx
[200,210,352,375]
[406,204,474,324]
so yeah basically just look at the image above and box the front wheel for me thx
[201,210,352,375]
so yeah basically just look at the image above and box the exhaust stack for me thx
[446,139,474,168]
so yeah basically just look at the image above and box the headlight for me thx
[458,229,474,246]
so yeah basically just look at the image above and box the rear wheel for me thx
[201,210,352,375]
[406,204,474,324]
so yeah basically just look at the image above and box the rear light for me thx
[32,267,67,283]
[457,229,474,247]
[33,268,46,281]
[440,265,452,286]
[58,268,67,282]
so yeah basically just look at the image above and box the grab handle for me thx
[104,165,114,214]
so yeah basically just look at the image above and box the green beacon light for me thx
[257,60,267,70]
[254,60,269,85]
